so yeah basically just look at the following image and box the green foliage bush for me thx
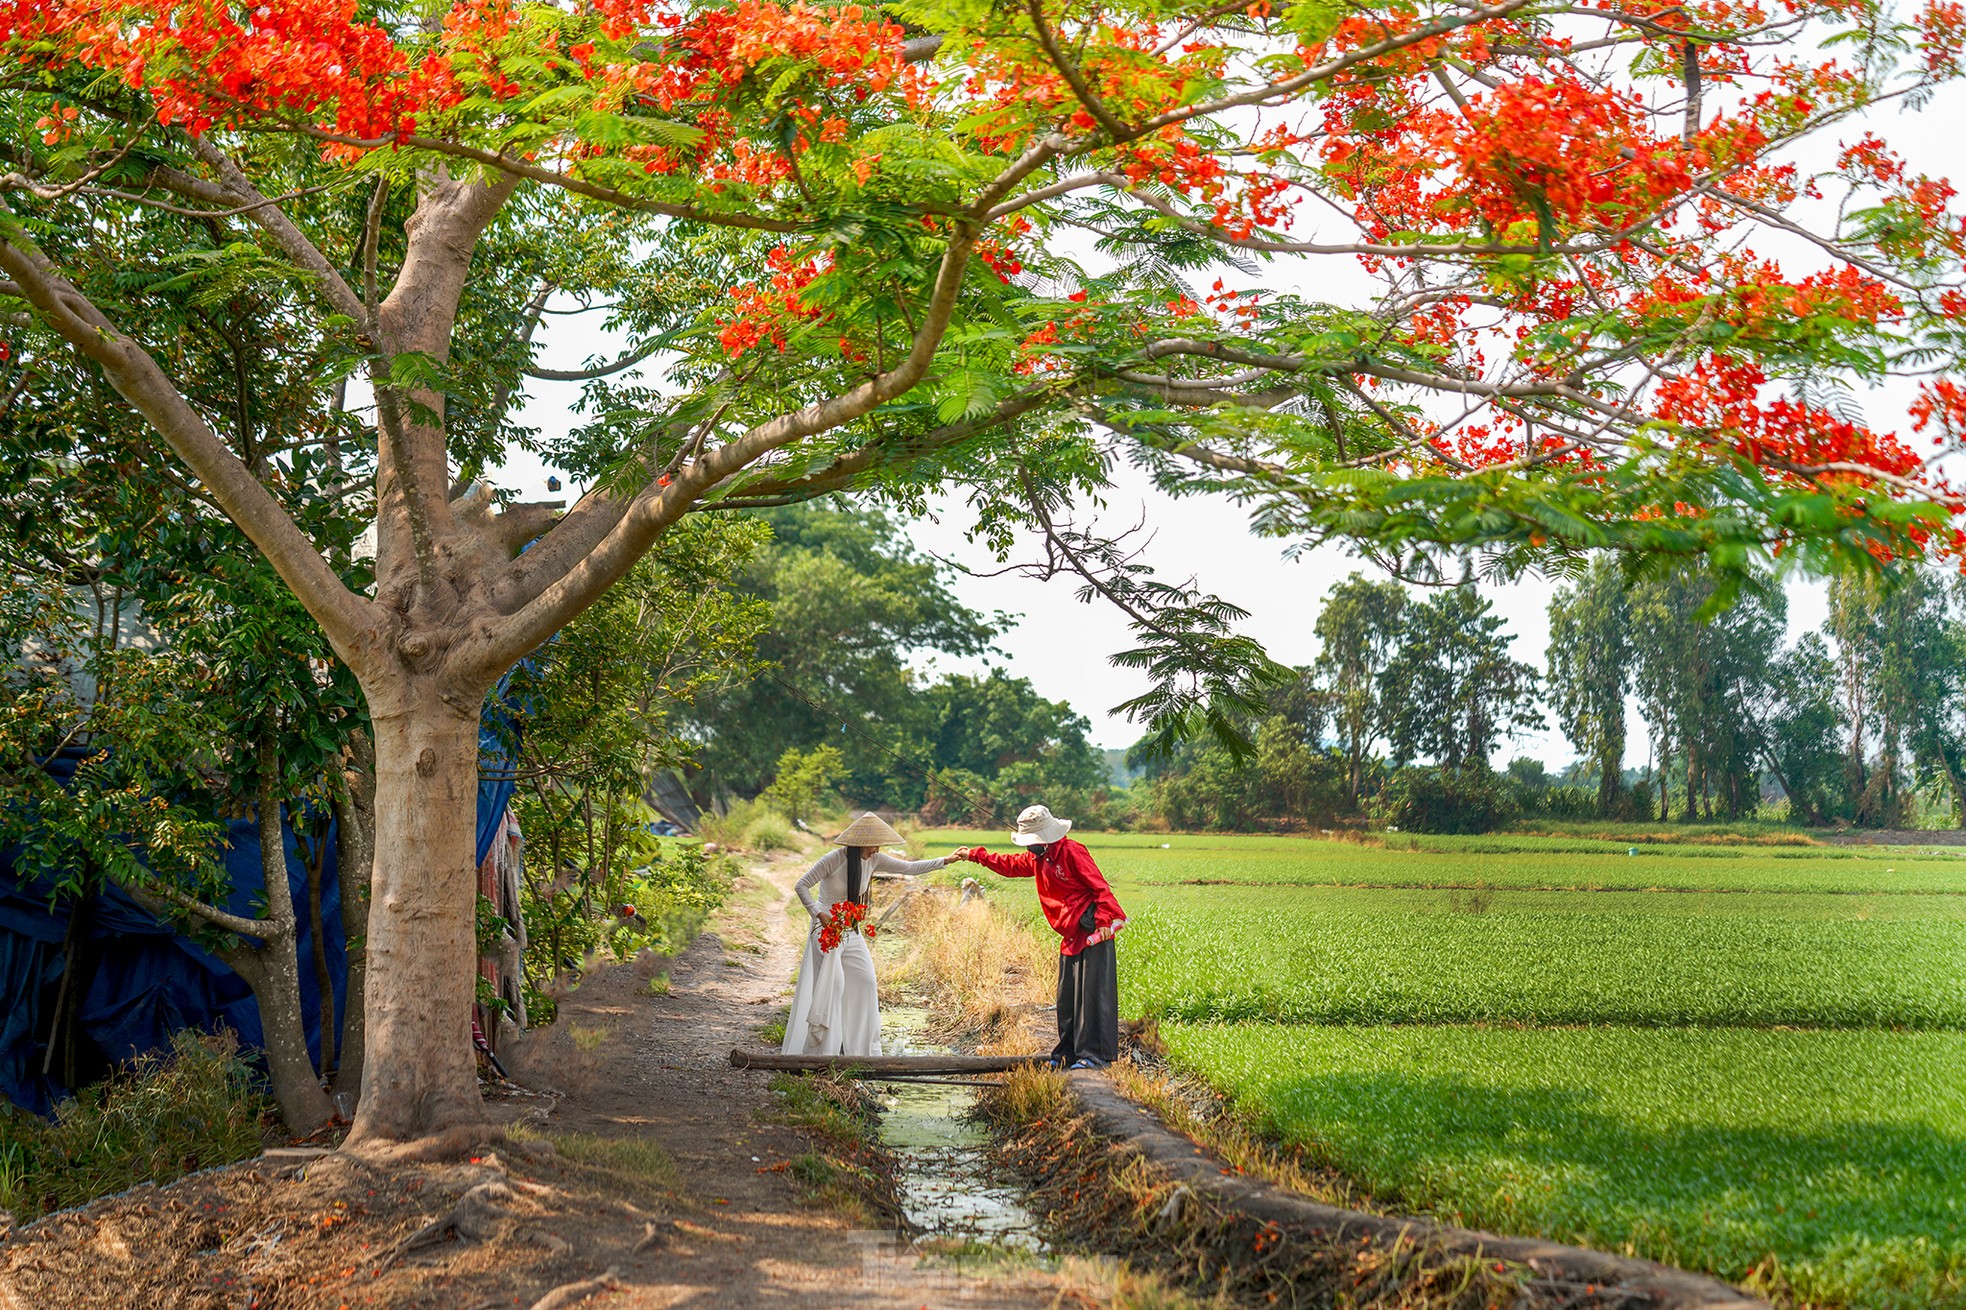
[742,810,796,851]
[699,796,796,850]
[0,1030,266,1218]
[1151,720,1347,831]
[1381,765,1521,834]
[1528,783,1599,820]
[694,795,761,848]
[521,834,734,1023]
[759,744,845,823]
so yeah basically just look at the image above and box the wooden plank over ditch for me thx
[728,1048,1047,1075]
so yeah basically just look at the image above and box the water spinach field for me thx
[926,827,1966,1308]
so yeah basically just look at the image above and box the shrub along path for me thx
[0,850,1073,1309]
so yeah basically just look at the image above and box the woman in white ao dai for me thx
[782,814,948,1057]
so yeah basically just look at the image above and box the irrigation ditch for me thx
[983,1064,1772,1310]
[757,888,1780,1310]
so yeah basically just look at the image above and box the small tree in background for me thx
[1381,589,1544,772]
[1314,577,1406,806]
[1758,635,1847,825]
[1547,561,1633,817]
[760,745,847,826]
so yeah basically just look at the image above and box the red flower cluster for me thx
[817,899,874,953]
[1654,356,1927,486]
[717,247,825,356]
[1,0,456,138]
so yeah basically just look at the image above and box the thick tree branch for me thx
[369,173,522,587]
[1025,0,1138,143]
[478,229,981,670]
[185,139,370,328]
[700,384,1059,509]
[281,127,806,233]
[122,876,277,941]
[0,212,377,661]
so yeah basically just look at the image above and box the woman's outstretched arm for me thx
[869,852,949,879]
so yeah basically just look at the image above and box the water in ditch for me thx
[875,1005,1049,1253]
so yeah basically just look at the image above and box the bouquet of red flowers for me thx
[817,900,876,952]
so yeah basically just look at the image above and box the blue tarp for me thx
[0,797,345,1116]
[0,693,520,1116]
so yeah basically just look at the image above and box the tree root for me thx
[342,1123,510,1164]
[374,1179,518,1269]
[525,1267,622,1310]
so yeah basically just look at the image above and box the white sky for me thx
[494,71,1960,764]
[901,476,1832,763]
[501,378,1831,766]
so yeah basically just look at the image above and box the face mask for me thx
[1030,844,1049,858]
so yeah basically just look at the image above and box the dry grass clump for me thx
[1052,1255,1236,1310]
[1103,1060,1378,1216]
[885,889,1055,1044]
[0,1030,269,1220]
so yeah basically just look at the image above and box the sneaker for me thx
[1067,1058,1106,1070]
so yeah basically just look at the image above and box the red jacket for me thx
[968,838,1125,956]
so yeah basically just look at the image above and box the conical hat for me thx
[832,812,905,847]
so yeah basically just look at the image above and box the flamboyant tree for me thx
[4,0,1964,1145]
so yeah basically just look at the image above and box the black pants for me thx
[1053,939,1119,1067]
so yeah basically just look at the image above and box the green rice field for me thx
[924,827,1966,1308]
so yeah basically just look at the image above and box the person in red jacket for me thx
[952,803,1126,1068]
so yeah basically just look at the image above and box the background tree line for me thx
[673,503,1113,829]
[639,515,1966,839]
[1123,563,1966,835]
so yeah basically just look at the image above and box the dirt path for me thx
[0,854,1078,1310]
[527,851,1069,1309]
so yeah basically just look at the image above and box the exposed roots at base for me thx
[340,1121,513,1165]
[525,1266,623,1310]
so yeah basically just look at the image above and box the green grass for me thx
[0,1031,267,1217]
[1121,886,1966,1028]
[929,826,1966,893]
[1163,1024,1966,1310]
[924,826,1966,1307]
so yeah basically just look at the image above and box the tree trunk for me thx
[246,733,335,1133]
[1657,737,1671,821]
[345,703,486,1147]
[304,818,337,1075]
[331,730,376,1104]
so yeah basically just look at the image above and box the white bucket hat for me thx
[1012,804,1072,846]
[832,812,905,847]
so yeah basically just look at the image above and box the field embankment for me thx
[927,826,1966,1309]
